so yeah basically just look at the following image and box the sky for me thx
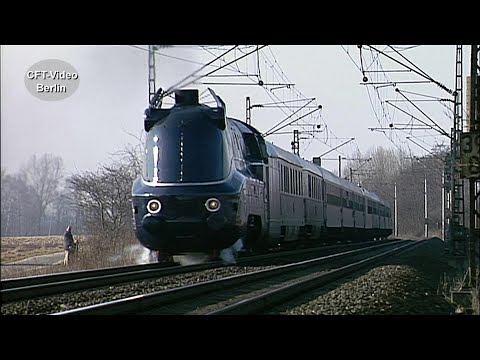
[1,45,464,177]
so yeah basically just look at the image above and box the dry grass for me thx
[0,236,69,263]
[1,234,148,280]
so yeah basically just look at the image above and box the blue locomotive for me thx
[132,89,392,261]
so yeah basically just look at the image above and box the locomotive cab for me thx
[132,89,247,257]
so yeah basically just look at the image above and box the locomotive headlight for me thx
[147,199,162,214]
[205,198,221,212]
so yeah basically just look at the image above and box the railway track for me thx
[51,239,419,315]
[1,240,394,304]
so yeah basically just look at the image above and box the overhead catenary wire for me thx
[164,45,268,97]
[133,45,363,160]
[165,45,239,95]
[395,89,450,138]
[349,45,453,159]
[365,45,454,95]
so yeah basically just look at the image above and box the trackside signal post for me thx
[447,45,480,314]
[464,45,479,313]
[148,45,157,103]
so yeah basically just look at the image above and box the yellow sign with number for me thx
[460,132,480,179]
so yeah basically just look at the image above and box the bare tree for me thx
[66,146,142,257]
[345,146,445,238]
[45,187,84,235]
[19,154,64,234]
[1,169,38,236]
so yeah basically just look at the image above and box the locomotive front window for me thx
[143,109,231,183]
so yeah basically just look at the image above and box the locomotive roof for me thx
[228,117,262,135]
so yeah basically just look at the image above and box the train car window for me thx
[289,168,293,194]
[295,170,300,195]
[327,193,341,207]
[242,133,262,161]
[295,169,297,195]
[248,164,264,181]
[284,165,290,193]
[295,170,298,195]
[254,134,269,164]
[298,172,301,196]
[294,170,297,195]
[280,164,283,192]
[319,178,322,200]
[284,164,287,193]
[308,175,312,198]
[300,172,303,196]
[312,176,315,199]
[292,169,296,194]
[284,166,290,193]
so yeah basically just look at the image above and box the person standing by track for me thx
[63,225,78,266]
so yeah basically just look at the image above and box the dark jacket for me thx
[64,230,74,251]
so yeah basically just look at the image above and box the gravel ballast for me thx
[1,238,460,315]
[0,265,274,315]
[273,238,457,315]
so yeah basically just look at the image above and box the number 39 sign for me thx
[460,132,480,179]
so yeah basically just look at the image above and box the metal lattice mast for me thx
[292,129,300,156]
[450,45,466,258]
[148,45,157,103]
[468,45,479,307]
[246,96,251,125]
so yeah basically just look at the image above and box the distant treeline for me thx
[343,145,447,238]
[1,144,447,241]
[1,145,141,241]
